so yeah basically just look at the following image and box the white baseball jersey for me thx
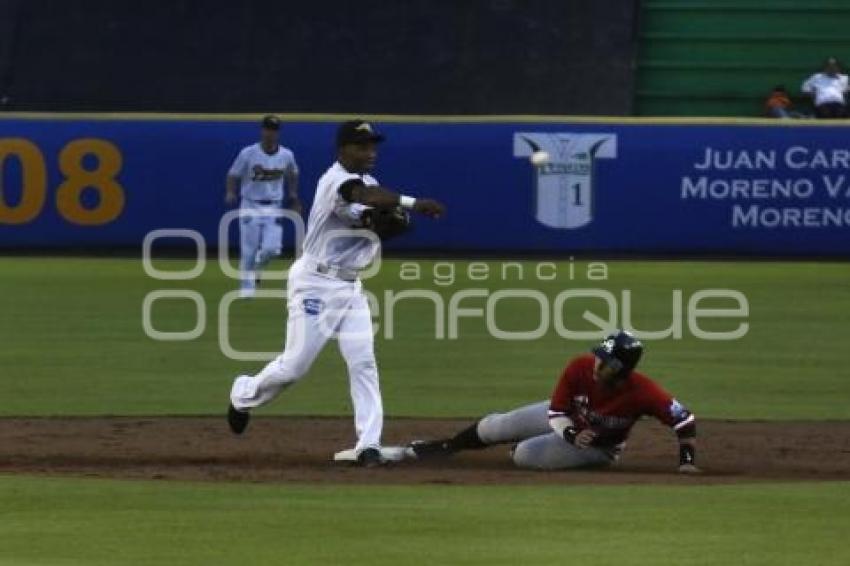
[302,161,380,271]
[802,73,849,106]
[228,143,298,201]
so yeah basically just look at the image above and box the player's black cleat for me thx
[357,447,384,468]
[409,439,453,459]
[227,403,250,435]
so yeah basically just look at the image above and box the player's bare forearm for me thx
[347,184,445,218]
[225,176,239,205]
[348,184,403,208]
[677,437,699,473]
[287,172,300,201]
[287,173,302,214]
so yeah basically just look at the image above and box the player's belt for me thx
[300,255,359,282]
[314,263,358,282]
[250,199,280,206]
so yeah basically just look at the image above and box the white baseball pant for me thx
[230,259,382,453]
[239,200,283,292]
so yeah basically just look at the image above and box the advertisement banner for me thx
[1,116,849,256]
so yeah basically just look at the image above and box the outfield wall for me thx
[1,114,850,256]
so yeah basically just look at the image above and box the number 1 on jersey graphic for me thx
[513,132,617,229]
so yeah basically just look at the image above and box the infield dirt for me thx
[1,417,848,485]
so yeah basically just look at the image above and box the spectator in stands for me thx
[802,57,848,119]
[764,85,795,119]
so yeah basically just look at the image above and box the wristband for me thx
[679,443,696,466]
[399,195,416,209]
[562,426,578,444]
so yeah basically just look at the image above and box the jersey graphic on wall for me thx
[513,132,617,229]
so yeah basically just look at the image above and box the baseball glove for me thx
[361,206,412,240]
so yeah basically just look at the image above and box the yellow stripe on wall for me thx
[0,111,849,127]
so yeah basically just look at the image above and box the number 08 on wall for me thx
[0,138,125,225]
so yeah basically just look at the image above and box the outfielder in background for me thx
[225,115,301,298]
[410,330,700,473]
[228,120,445,467]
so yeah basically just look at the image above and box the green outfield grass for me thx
[1,256,848,419]
[0,475,847,566]
[3,257,849,566]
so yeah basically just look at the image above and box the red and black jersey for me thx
[548,354,695,450]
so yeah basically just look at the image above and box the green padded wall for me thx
[636,1,850,116]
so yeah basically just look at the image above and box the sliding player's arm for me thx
[548,360,586,445]
[643,381,698,474]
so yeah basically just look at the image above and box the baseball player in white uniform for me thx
[226,115,301,297]
[227,120,445,467]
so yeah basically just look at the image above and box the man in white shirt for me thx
[802,57,848,119]
[227,120,445,467]
[226,116,301,297]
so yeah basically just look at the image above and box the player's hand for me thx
[225,192,238,206]
[678,463,701,475]
[413,198,445,219]
[574,429,597,449]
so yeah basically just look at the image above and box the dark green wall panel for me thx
[636,1,850,116]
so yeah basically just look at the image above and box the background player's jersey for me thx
[548,354,695,450]
[301,161,380,271]
[228,143,298,202]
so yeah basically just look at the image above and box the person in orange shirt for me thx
[765,85,795,119]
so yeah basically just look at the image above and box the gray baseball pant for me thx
[476,400,615,470]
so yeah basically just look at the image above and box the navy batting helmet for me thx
[592,330,643,380]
